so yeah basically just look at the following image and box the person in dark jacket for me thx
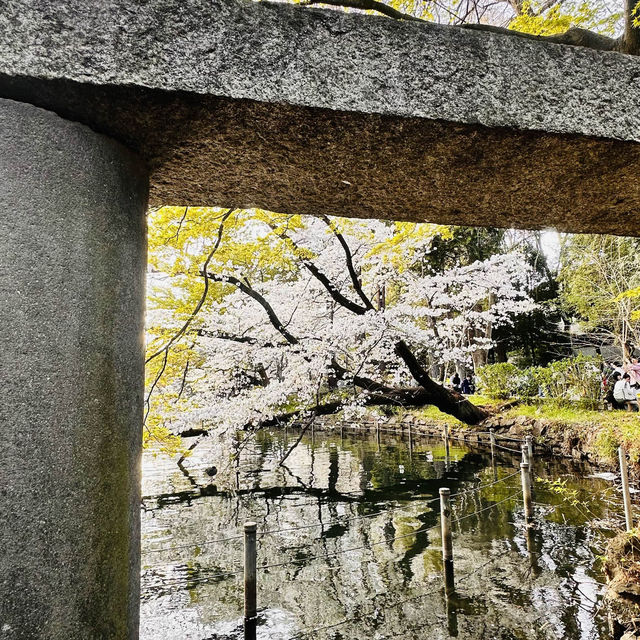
[605,371,624,409]
[461,377,472,394]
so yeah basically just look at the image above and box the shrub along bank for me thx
[476,355,603,409]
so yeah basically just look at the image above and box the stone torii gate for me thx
[0,1,639,638]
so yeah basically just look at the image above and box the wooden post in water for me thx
[489,429,497,480]
[409,421,413,460]
[521,442,529,466]
[526,435,534,472]
[520,463,533,524]
[444,424,450,459]
[440,487,454,595]
[618,446,634,531]
[244,522,257,640]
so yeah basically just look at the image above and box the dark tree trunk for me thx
[622,0,640,54]
[394,340,489,425]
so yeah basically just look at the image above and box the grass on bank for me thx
[408,395,640,463]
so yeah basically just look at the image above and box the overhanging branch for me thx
[319,215,376,312]
[204,272,300,345]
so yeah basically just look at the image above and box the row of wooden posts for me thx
[440,431,534,596]
[241,429,636,638]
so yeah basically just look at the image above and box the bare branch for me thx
[146,208,235,364]
[460,23,618,51]
[279,418,314,466]
[144,349,168,425]
[298,0,627,53]
[319,215,376,311]
[166,206,188,244]
[301,0,424,21]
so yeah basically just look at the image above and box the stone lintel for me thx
[1,0,639,234]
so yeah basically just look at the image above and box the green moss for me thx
[412,405,465,427]
[594,424,619,460]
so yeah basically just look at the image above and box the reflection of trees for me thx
[141,433,609,640]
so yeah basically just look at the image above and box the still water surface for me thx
[140,428,624,639]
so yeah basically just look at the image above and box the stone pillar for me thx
[0,99,147,639]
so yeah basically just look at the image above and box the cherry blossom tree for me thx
[145,208,535,447]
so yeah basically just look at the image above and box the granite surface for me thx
[1,0,639,234]
[0,98,147,640]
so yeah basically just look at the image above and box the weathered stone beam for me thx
[1,1,640,235]
[2,0,640,140]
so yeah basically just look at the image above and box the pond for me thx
[140,427,627,640]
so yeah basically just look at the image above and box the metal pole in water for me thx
[619,446,634,531]
[244,522,257,640]
[440,487,454,595]
[521,462,533,524]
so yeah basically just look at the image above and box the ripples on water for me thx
[140,428,624,639]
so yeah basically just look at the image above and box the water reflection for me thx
[140,429,618,639]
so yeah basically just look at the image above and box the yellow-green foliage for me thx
[561,236,640,352]
[387,0,434,20]
[509,0,620,36]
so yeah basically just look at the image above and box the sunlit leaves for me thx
[560,235,640,357]
[509,0,621,36]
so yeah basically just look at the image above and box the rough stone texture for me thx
[2,0,640,140]
[1,0,640,234]
[0,99,148,640]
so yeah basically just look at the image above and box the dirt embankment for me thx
[604,532,640,639]
[479,411,615,466]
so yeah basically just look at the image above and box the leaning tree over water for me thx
[145,208,535,450]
